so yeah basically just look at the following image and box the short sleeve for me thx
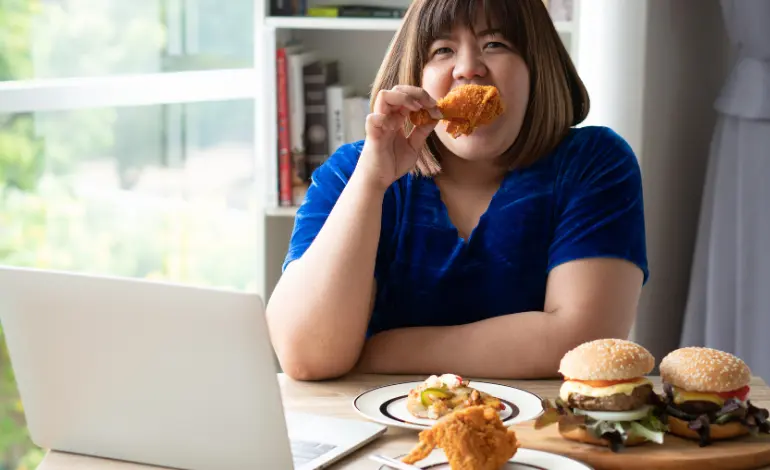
[282,142,363,271]
[548,127,649,284]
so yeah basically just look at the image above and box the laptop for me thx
[0,266,386,470]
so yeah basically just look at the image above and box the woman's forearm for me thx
[267,170,385,380]
[356,311,609,379]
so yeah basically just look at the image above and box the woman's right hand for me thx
[357,85,439,191]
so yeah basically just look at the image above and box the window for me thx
[0,1,262,468]
[1,0,254,79]
[0,101,258,288]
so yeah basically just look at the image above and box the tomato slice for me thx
[567,378,640,388]
[716,385,750,401]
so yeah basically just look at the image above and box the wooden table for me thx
[38,374,770,470]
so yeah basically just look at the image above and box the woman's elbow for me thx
[267,322,355,382]
[277,351,356,381]
[267,322,352,381]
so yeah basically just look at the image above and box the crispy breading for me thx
[409,84,504,138]
[402,405,519,470]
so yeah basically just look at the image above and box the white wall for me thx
[576,0,648,154]
[577,0,731,362]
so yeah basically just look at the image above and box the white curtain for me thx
[681,0,770,381]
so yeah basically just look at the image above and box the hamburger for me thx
[659,347,770,447]
[534,338,667,452]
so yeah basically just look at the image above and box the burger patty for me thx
[568,384,653,411]
[673,400,722,416]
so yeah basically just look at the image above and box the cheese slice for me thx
[672,387,725,406]
[559,377,652,402]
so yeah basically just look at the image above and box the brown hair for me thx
[370,0,589,174]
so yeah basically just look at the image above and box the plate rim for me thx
[352,379,546,430]
[512,448,595,470]
[380,448,595,470]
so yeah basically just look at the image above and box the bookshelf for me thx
[265,16,403,31]
[256,0,582,300]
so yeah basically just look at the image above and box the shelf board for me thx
[266,16,402,31]
[266,206,299,217]
[266,16,574,35]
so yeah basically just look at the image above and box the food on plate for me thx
[659,346,770,447]
[402,405,519,470]
[533,338,667,452]
[406,373,504,419]
[409,84,504,138]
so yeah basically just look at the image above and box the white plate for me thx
[377,448,594,470]
[352,380,545,431]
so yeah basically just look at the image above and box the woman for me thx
[266,0,648,381]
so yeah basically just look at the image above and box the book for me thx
[270,0,308,16]
[344,96,369,143]
[271,0,294,16]
[307,5,407,18]
[326,85,354,156]
[276,45,300,206]
[303,60,339,177]
[288,49,319,204]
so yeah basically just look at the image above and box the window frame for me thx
[0,0,269,297]
[0,69,260,113]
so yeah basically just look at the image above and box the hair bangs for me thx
[414,0,530,76]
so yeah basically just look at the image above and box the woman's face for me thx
[421,13,530,163]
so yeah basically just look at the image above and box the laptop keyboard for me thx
[290,439,337,467]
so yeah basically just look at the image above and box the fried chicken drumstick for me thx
[409,84,504,138]
[402,405,519,470]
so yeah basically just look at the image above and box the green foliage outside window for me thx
[1,2,47,467]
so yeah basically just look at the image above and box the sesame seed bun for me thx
[559,426,649,447]
[666,416,749,441]
[659,347,751,393]
[559,338,655,381]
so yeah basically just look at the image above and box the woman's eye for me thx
[485,41,508,49]
[433,47,453,55]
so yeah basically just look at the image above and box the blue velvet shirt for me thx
[283,126,648,338]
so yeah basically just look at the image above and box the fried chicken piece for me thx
[409,84,504,138]
[402,405,519,470]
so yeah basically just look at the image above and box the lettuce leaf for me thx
[630,421,665,444]
[661,390,770,447]
[533,398,668,452]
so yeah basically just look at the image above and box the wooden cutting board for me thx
[513,423,770,470]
